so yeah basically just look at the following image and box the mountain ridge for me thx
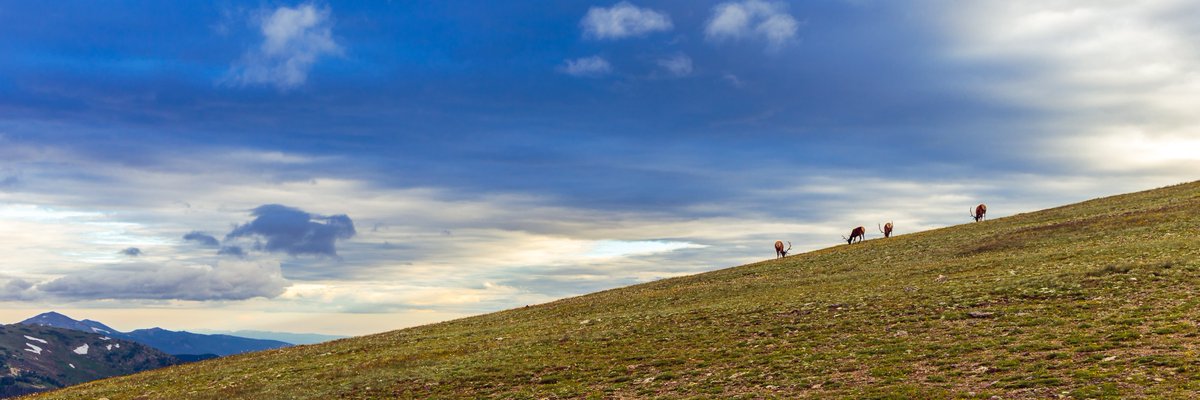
[18,313,290,357]
[0,324,175,398]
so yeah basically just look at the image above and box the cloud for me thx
[0,277,36,301]
[722,73,745,88]
[930,1,1200,176]
[219,246,246,258]
[225,204,356,257]
[657,53,693,77]
[581,2,673,40]
[705,0,800,50]
[183,231,220,247]
[560,56,613,77]
[120,247,142,257]
[36,260,289,301]
[226,3,342,90]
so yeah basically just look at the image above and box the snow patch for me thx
[69,363,75,369]
[99,336,111,341]
[105,344,113,351]
[24,343,43,355]
[115,343,120,348]
[23,335,47,344]
[73,344,89,355]
[90,327,110,334]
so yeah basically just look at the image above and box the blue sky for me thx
[1,1,1198,335]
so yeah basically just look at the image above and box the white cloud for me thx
[560,56,613,77]
[930,0,1200,178]
[581,2,673,40]
[705,0,800,50]
[657,53,693,77]
[226,3,342,90]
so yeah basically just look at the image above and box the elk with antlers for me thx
[878,222,893,238]
[843,226,866,244]
[971,204,987,222]
[774,240,792,258]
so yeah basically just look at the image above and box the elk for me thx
[774,240,792,258]
[843,226,866,244]
[878,222,893,238]
[971,204,987,222]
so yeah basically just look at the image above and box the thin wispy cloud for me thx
[560,56,613,77]
[657,53,693,77]
[705,0,800,50]
[225,3,342,90]
[581,2,672,40]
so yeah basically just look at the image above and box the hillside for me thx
[0,324,175,398]
[28,181,1200,399]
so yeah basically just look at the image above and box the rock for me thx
[1102,355,1116,362]
[935,275,948,283]
[967,311,995,318]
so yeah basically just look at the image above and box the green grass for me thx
[28,181,1200,399]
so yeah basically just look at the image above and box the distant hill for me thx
[26,182,1200,398]
[0,324,175,398]
[19,313,291,357]
[191,330,346,345]
[121,328,291,356]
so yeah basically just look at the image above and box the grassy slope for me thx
[31,181,1200,399]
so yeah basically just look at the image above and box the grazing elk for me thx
[878,222,893,238]
[971,204,987,222]
[843,226,866,244]
[774,240,792,258]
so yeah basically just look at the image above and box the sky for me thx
[1,0,1199,336]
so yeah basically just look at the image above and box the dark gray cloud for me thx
[120,247,142,256]
[36,261,289,301]
[225,204,356,257]
[183,231,220,247]
[218,246,246,258]
[0,277,36,301]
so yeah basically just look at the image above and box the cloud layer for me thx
[36,260,289,301]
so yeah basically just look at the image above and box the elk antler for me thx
[786,241,792,251]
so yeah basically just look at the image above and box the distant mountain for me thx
[0,323,176,398]
[19,312,119,336]
[192,329,346,345]
[121,328,291,356]
[173,353,219,363]
[19,312,291,357]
